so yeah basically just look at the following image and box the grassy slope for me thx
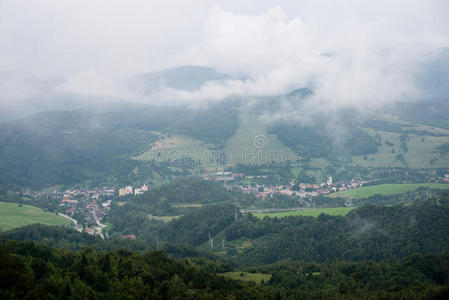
[254,207,355,219]
[147,214,181,222]
[224,113,293,165]
[328,183,449,198]
[351,125,449,169]
[137,112,295,168]
[351,129,404,168]
[0,201,71,231]
[133,112,449,172]
[137,134,213,164]
[405,134,449,168]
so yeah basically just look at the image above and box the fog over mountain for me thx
[1,0,448,118]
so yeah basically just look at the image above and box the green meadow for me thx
[147,214,181,223]
[224,113,294,165]
[328,183,449,199]
[221,272,271,284]
[254,207,356,219]
[0,201,71,231]
[352,128,449,169]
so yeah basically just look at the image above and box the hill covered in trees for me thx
[226,194,449,264]
[0,101,239,189]
[1,239,449,299]
[1,91,448,190]
[104,187,449,266]
[3,193,449,298]
[0,239,267,299]
[105,178,253,239]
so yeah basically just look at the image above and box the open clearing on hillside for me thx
[147,214,181,223]
[0,202,71,231]
[224,113,294,165]
[137,134,217,166]
[254,207,355,219]
[328,183,449,199]
[352,128,449,169]
[221,272,271,284]
[172,203,204,208]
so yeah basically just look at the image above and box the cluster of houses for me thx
[51,188,116,238]
[234,177,369,199]
[18,171,449,239]
[58,188,114,216]
[204,172,370,198]
[444,174,449,183]
[118,184,149,196]
[24,185,151,238]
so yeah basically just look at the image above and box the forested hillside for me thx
[0,240,267,299]
[268,113,379,159]
[227,194,449,264]
[1,239,449,299]
[1,224,218,259]
[0,101,239,189]
[105,187,449,265]
[106,179,251,239]
[3,193,449,298]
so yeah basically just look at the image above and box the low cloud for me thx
[172,5,448,111]
[1,0,448,116]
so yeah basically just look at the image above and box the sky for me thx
[1,0,448,113]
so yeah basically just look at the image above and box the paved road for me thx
[58,213,82,232]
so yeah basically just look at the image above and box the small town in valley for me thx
[19,173,449,239]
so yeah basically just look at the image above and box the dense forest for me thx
[0,239,268,299]
[227,194,449,265]
[3,193,449,298]
[1,224,219,259]
[105,188,449,266]
[106,178,253,237]
[268,121,378,159]
[255,252,449,299]
[1,238,449,299]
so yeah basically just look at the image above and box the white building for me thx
[125,186,133,195]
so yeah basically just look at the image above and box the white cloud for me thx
[0,0,448,113]
[172,3,448,110]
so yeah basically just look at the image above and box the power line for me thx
[209,232,214,249]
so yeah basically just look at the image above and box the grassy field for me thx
[224,113,294,165]
[135,112,449,172]
[328,183,449,199]
[254,207,356,219]
[147,214,181,222]
[221,272,271,284]
[137,135,217,165]
[352,128,449,169]
[352,129,409,168]
[136,112,297,168]
[0,202,71,231]
[404,134,449,168]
